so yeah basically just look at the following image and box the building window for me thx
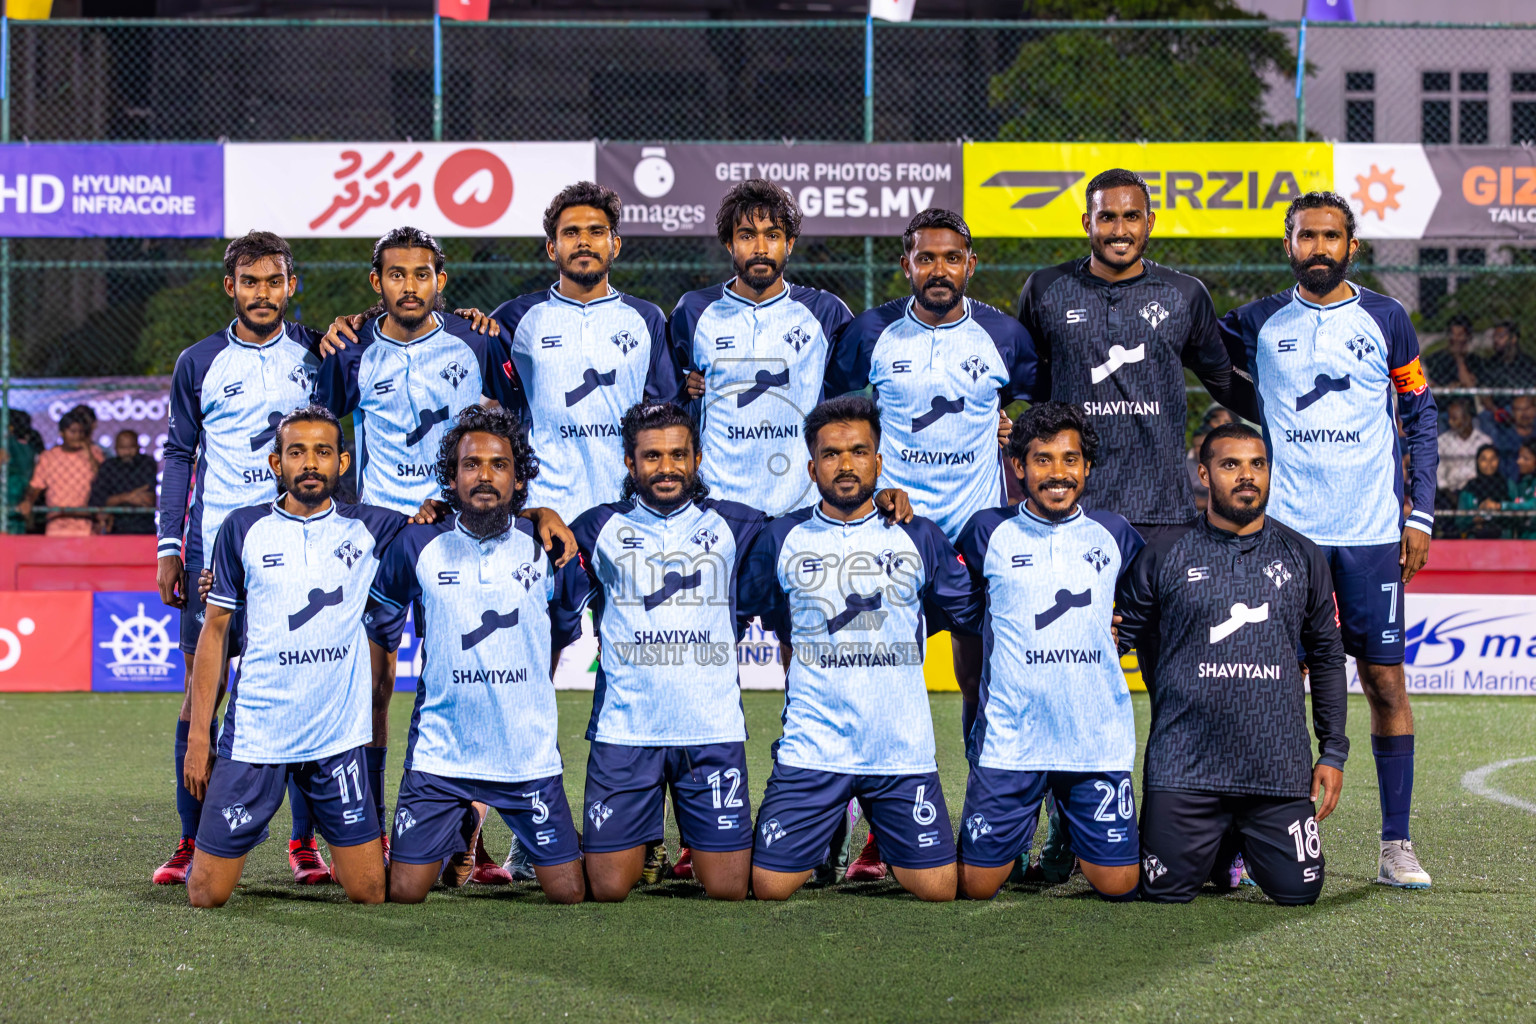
[1419,247,1449,320]
[1514,72,1536,145]
[1345,70,1374,142]
[1421,70,1489,145]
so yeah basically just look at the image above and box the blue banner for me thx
[0,144,222,237]
[92,591,185,692]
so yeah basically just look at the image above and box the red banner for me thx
[0,591,92,691]
[437,0,489,21]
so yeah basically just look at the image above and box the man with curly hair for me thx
[367,406,589,904]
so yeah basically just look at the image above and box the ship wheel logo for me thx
[1352,164,1404,221]
[98,602,178,678]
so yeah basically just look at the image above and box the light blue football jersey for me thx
[828,296,1040,541]
[313,312,517,515]
[369,515,589,783]
[953,503,1143,773]
[739,505,978,774]
[494,286,681,524]
[570,496,764,746]
[159,321,321,569]
[671,281,852,515]
[1220,285,1439,546]
[208,500,404,763]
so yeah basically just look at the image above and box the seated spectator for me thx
[1457,444,1512,539]
[1503,440,1536,539]
[1480,394,1536,479]
[1201,405,1236,431]
[1437,396,1491,504]
[10,409,43,458]
[88,429,158,535]
[1426,314,1480,391]
[18,408,98,536]
[63,403,107,465]
[1186,428,1210,512]
[1476,321,1536,413]
[1,411,36,535]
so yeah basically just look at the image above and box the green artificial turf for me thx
[1,691,1533,1023]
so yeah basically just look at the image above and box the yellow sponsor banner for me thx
[963,142,1333,238]
[923,631,1146,693]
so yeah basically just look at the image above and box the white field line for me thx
[1461,756,1536,815]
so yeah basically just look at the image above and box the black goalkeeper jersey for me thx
[1017,258,1260,525]
[1115,516,1349,799]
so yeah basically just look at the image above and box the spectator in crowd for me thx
[1437,396,1492,505]
[2,410,36,534]
[1480,394,1536,479]
[1186,428,1210,512]
[1502,440,1536,539]
[1476,321,1536,413]
[1457,444,1511,539]
[10,409,43,458]
[88,429,158,535]
[1201,405,1236,431]
[64,404,108,465]
[18,407,99,536]
[1425,315,1480,391]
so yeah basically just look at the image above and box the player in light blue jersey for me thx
[153,232,330,888]
[672,179,853,516]
[369,406,587,904]
[569,401,767,902]
[950,402,1143,902]
[827,208,1040,875]
[739,395,976,902]
[182,406,401,908]
[1219,193,1438,889]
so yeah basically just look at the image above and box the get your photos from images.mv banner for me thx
[0,142,1530,240]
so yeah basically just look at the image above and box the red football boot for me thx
[152,838,196,885]
[671,846,694,880]
[844,831,887,882]
[288,838,333,885]
[470,833,512,885]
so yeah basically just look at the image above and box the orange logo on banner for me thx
[1352,165,1404,220]
[0,591,92,691]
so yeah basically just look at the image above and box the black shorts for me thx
[178,568,245,657]
[1138,789,1324,906]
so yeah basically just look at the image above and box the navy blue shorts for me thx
[179,568,245,657]
[959,766,1139,869]
[1320,542,1405,664]
[194,746,379,858]
[391,770,580,868]
[581,742,752,854]
[362,601,411,656]
[753,762,955,873]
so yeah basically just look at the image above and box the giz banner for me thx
[1336,144,1536,239]
[223,142,596,238]
[963,142,1332,237]
[0,143,222,238]
[596,143,962,237]
[1348,593,1536,696]
[0,591,92,692]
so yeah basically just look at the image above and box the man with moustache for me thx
[950,403,1143,902]
[182,406,403,908]
[1114,423,1349,906]
[1219,192,1438,890]
[154,232,328,887]
[368,406,587,905]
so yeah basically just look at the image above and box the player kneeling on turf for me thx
[950,402,1143,901]
[739,395,974,902]
[1116,424,1348,905]
[183,406,403,907]
[368,406,587,904]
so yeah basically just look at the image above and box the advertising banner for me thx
[596,143,962,237]
[223,142,596,238]
[1348,593,1536,695]
[0,591,92,691]
[92,590,185,692]
[8,376,171,473]
[0,143,222,238]
[1337,143,1536,239]
[963,142,1332,238]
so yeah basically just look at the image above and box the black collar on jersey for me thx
[1293,281,1360,312]
[812,503,880,528]
[633,495,700,522]
[370,310,445,348]
[271,498,337,524]
[1072,255,1155,290]
[902,295,972,332]
[547,282,621,309]
[1198,512,1269,545]
[223,320,290,350]
[719,279,792,310]
[1017,501,1083,528]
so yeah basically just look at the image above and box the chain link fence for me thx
[2,18,1535,535]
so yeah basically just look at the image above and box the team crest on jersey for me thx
[1346,335,1376,361]
[512,562,542,590]
[965,813,993,841]
[440,361,469,388]
[288,364,315,390]
[222,803,252,832]
[874,550,903,576]
[783,326,811,352]
[690,527,719,552]
[587,801,614,831]
[1083,546,1111,573]
[611,330,639,355]
[960,355,988,381]
[760,818,787,847]
[333,541,364,568]
[1263,559,1292,589]
[394,807,417,835]
[1139,301,1170,328]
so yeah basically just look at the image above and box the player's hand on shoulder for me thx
[874,488,915,525]
[197,568,214,604]
[320,313,366,356]
[524,506,577,568]
[411,498,451,525]
[157,553,186,608]
[684,370,706,401]
[453,307,501,337]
